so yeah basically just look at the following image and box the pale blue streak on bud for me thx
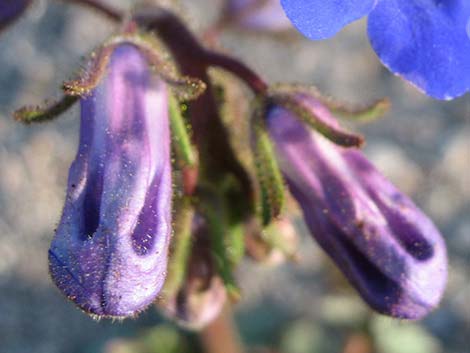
[227,0,292,32]
[266,99,447,319]
[49,44,172,318]
[0,0,31,30]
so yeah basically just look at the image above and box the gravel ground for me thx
[0,1,469,353]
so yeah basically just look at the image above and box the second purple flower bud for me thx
[264,91,447,320]
[49,44,172,318]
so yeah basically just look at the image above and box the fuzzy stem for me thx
[199,305,245,353]
[204,51,268,95]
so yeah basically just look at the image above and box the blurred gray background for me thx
[0,1,469,353]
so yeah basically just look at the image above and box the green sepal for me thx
[169,95,197,168]
[161,197,194,299]
[262,219,298,261]
[328,97,390,122]
[251,101,285,226]
[64,32,206,100]
[107,32,206,101]
[63,44,115,96]
[270,92,364,148]
[251,106,286,226]
[225,221,245,267]
[169,95,199,195]
[271,83,390,123]
[208,68,257,217]
[199,191,241,301]
[218,174,247,267]
[14,95,79,124]
[208,68,253,170]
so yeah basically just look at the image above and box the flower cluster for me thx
[10,1,449,326]
[281,0,470,99]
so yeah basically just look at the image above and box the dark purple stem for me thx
[64,0,268,95]
[204,51,268,94]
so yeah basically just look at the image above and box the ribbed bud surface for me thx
[49,44,172,318]
[267,96,447,319]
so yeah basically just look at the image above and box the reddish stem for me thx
[200,305,245,353]
[204,51,268,95]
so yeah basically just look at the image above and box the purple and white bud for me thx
[49,44,172,318]
[226,0,292,32]
[266,95,447,319]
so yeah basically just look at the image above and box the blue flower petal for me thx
[368,0,470,99]
[281,0,376,39]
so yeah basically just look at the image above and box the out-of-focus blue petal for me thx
[368,0,470,99]
[280,0,376,39]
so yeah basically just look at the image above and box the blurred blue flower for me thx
[281,0,470,99]
[49,44,172,318]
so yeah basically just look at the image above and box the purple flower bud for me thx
[266,96,447,319]
[0,0,31,31]
[226,0,292,32]
[49,44,172,318]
